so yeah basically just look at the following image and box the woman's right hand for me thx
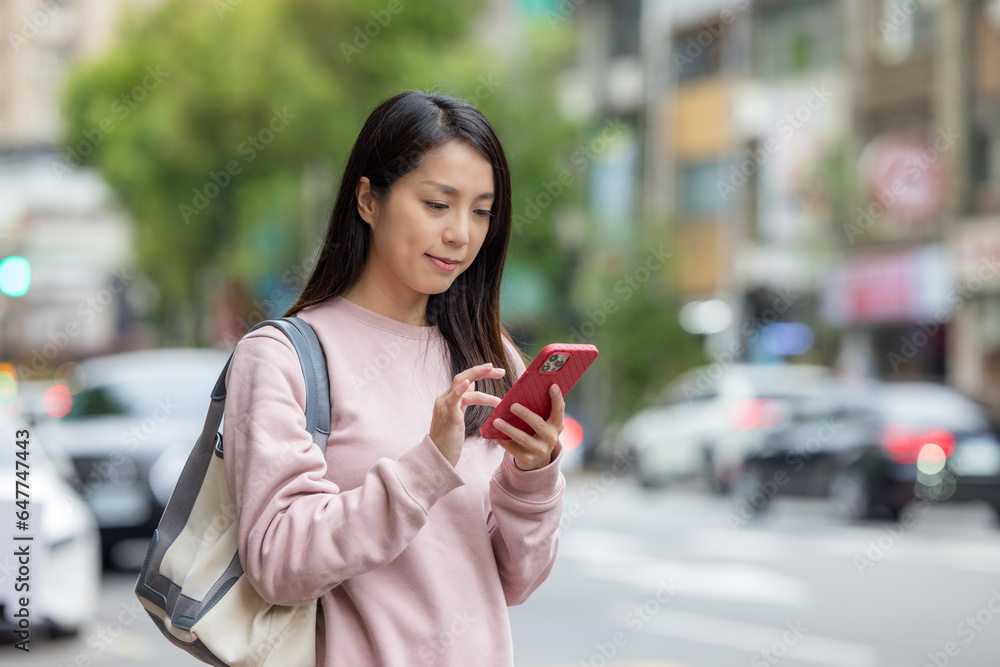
[430,362,505,467]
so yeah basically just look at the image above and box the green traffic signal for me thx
[0,256,31,297]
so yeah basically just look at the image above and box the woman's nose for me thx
[443,212,470,245]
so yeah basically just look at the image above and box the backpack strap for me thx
[211,316,331,454]
[134,315,330,648]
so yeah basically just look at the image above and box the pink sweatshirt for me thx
[222,295,565,666]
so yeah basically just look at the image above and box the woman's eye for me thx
[475,209,493,220]
[425,201,448,210]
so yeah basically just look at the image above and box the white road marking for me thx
[658,523,1000,575]
[643,609,878,667]
[560,529,814,608]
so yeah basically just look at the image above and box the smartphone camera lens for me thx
[540,354,569,373]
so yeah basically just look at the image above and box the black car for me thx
[732,379,1000,521]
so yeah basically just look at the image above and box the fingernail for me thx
[494,418,504,426]
[511,403,522,413]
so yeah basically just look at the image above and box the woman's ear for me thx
[355,176,378,227]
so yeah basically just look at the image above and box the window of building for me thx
[754,0,839,79]
[609,0,641,57]
[876,0,941,65]
[672,21,724,84]
[676,159,727,219]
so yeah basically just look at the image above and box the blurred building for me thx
[0,0,162,150]
[0,0,163,373]
[562,0,1000,417]
[829,0,999,411]
[0,153,146,365]
[952,0,1000,414]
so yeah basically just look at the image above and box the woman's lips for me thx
[427,254,458,271]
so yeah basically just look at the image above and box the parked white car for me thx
[611,363,832,490]
[0,408,101,640]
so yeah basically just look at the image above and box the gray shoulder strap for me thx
[212,316,331,453]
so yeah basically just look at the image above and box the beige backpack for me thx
[134,317,329,666]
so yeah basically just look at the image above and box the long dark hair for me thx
[283,89,524,439]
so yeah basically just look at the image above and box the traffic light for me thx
[0,256,30,297]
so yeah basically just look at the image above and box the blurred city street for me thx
[6,0,1000,665]
[7,468,1000,667]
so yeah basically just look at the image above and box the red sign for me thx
[843,252,914,322]
[822,245,953,326]
[858,132,950,224]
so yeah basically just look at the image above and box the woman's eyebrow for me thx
[420,180,494,200]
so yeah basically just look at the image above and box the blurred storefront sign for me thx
[821,244,954,327]
[857,132,951,234]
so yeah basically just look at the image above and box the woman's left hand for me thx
[490,384,564,471]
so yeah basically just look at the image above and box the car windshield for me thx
[63,376,214,420]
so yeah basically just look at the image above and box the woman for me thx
[223,89,566,666]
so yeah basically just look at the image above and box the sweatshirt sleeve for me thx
[222,327,466,607]
[486,337,566,606]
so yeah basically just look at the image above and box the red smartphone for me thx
[480,343,599,441]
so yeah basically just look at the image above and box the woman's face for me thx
[356,139,495,303]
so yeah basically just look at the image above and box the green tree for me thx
[62,0,579,345]
[571,223,706,425]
